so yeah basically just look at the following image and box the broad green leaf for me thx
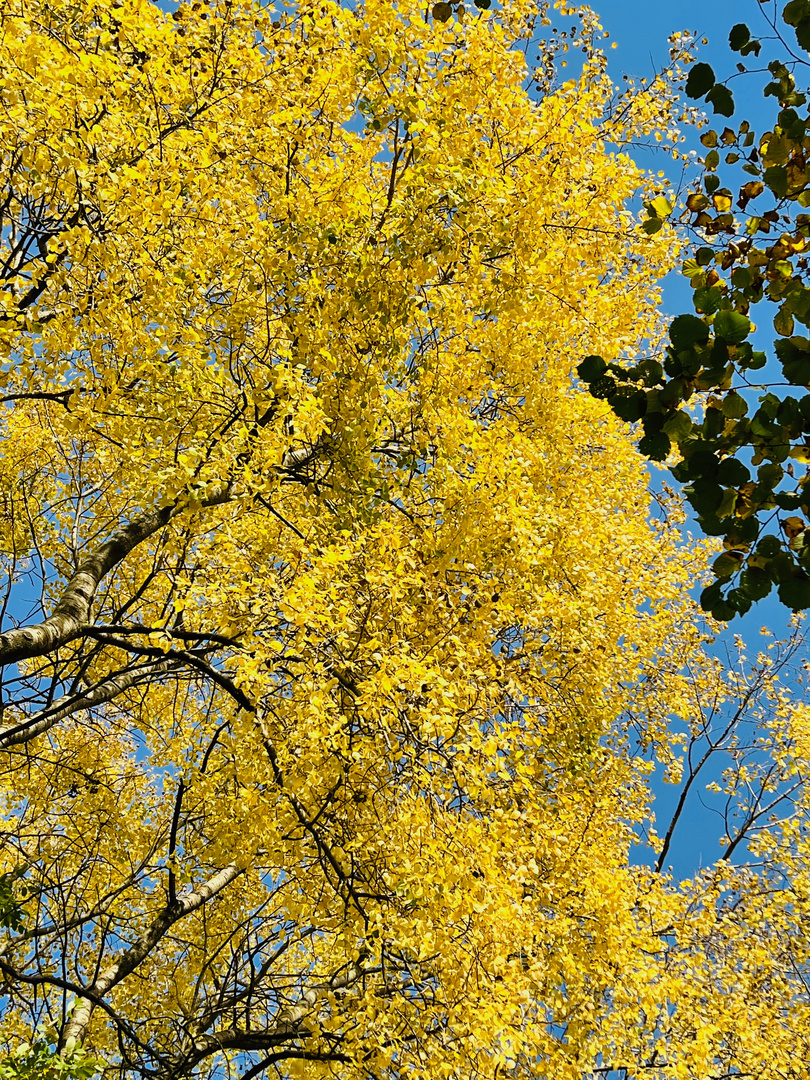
[739,567,772,599]
[784,0,810,26]
[638,430,671,460]
[662,410,692,440]
[778,574,810,608]
[717,456,750,485]
[685,62,715,99]
[721,392,748,421]
[694,287,723,314]
[726,588,753,614]
[774,305,796,337]
[717,486,739,518]
[706,84,735,118]
[609,388,647,423]
[713,551,742,579]
[577,355,606,381]
[700,581,723,610]
[588,374,617,400]
[713,310,751,343]
[729,23,751,51]
[670,313,710,349]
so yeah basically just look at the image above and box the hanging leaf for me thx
[729,23,751,51]
[706,84,735,118]
[685,62,715,99]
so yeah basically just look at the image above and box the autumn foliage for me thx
[0,1,809,1079]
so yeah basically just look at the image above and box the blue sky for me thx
[597,0,751,76]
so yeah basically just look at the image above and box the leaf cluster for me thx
[581,2,810,618]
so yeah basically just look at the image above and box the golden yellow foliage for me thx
[0,2,807,1079]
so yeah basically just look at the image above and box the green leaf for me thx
[588,374,617,400]
[473,0,492,7]
[670,313,710,349]
[721,391,748,419]
[632,358,664,385]
[685,62,715,99]
[763,164,788,197]
[641,217,663,235]
[790,287,810,326]
[432,2,453,21]
[758,461,784,488]
[717,457,750,485]
[751,409,778,438]
[729,23,750,51]
[683,447,719,480]
[778,574,810,609]
[700,581,723,611]
[710,599,738,620]
[609,388,647,423]
[717,486,739,519]
[784,0,810,25]
[775,305,796,337]
[577,354,607,381]
[777,395,801,430]
[767,550,796,583]
[693,287,723,314]
[776,337,810,383]
[748,350,768,370]
[726,587,753,614]
[662,409,693,441]
[713,310,751,343]
[638,430,671,460]
[0,871,26,932]
[795,17,810,49]
[713,551,742,579]
[776,491,803,510]
[702,406,725,439]
[706,84,735,118]
[758,534,783,558]
[739,566,772,600]
[685,479,724,516]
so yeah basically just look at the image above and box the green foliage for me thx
[0,1036,100,1080]
[685,62,715,99]
[579,2,810,619]
[729,23,751,52]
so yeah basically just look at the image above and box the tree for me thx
[1,1,810,1079]
[580,0,810,620]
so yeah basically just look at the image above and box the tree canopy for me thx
[1,2,810,1079]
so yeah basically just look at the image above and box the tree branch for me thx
[0,488,232,669]
[59,861,242,1049]
[0,659,175,749]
